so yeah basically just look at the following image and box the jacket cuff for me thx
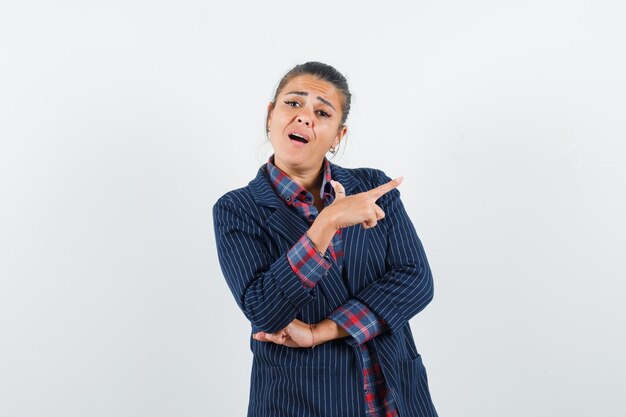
[272,253,316,310]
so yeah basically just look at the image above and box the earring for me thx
[329,146,337,154]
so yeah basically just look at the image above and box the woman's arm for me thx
[213,197,316,333]
[338,170,434,335]
[255,170,434,347]
[214,176,403,335]
[313,170,434,336]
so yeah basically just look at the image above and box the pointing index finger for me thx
[369,176,403,199]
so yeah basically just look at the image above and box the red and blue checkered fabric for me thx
[266,156,343,287]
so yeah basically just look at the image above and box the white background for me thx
[1,1,625,416]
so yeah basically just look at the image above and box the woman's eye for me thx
[317,110,331,118]
[284,100,300,107]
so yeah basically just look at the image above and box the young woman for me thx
[213,62,438,417]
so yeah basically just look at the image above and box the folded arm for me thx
[213,197,319,333]
[254,171,434,347]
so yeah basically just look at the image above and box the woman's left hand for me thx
[253,318,315,348]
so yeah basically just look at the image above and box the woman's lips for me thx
[288,133,309,144]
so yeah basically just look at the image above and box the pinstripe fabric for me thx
[266,157,397,416]
[213,161,438,417]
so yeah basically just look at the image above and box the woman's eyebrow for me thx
[285,91,336,111]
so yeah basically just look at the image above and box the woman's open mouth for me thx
[288,133,309,144]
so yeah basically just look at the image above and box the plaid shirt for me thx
[266,156,399,417]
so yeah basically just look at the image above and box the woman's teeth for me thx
[289,133,308,143]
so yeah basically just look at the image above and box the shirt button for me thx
[286,196,290,201]
[308,214,314,220]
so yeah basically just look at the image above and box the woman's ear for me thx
[334,125,348,146]
[266,101,274,131]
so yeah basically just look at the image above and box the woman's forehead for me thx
[280,75,341,106]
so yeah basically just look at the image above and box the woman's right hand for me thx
[306,176,403,255]
[326,176,403,230]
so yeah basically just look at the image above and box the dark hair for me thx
[266,61,352,132]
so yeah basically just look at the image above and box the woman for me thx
[213,62,438,417]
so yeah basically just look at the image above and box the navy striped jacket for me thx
[213,161,438,417]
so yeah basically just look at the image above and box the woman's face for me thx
[267,74,347,175]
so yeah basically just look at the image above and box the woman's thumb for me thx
[331,180,346,199]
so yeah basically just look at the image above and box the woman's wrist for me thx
[318,205,339,231]
[307,210,339,254]
[313,319,349,344]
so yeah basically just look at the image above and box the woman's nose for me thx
[296,108,312,126]
[297,117,310,126]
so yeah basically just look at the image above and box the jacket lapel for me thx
[331,164,372,296]
[249,166,309,244]
[267,205,309,244]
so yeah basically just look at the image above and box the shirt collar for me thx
[266,155,335,206]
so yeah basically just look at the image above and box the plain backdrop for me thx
[1,1,625,416]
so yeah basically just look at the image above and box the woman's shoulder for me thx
[214,186,248,206]
[330,163,400,203]
[212,166,273,218]
[212,185,270,229]
[338,165,393,184]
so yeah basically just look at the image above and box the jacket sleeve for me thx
[343,170,435,336]
[213,196,316,333]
